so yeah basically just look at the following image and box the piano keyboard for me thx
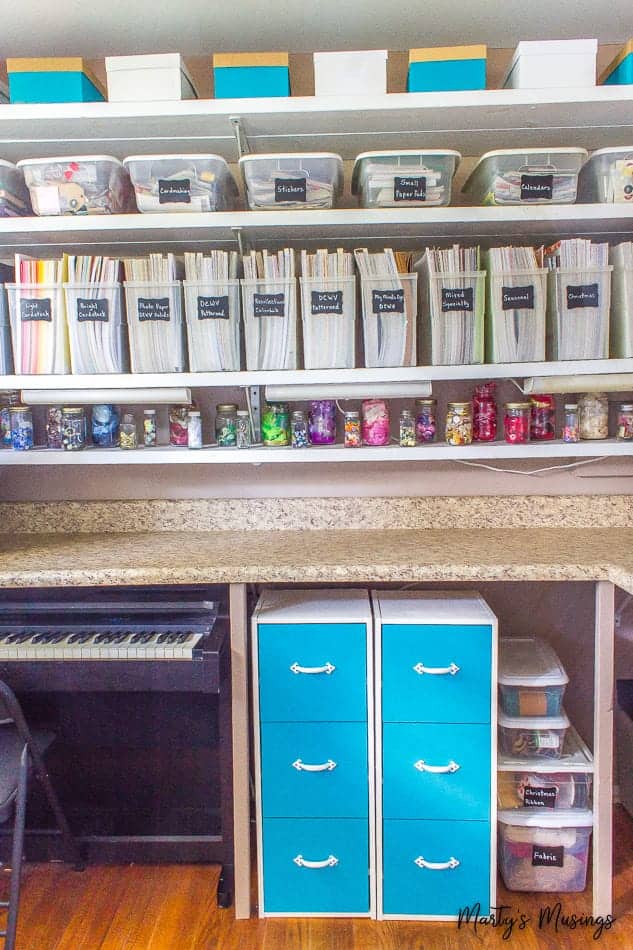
[0,627,203,661]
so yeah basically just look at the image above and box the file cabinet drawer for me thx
[382,722,490,820]
[262,817,370,914]
[258,622,367,722]
[261,722,369,818]
[381,623,492,723]
[382,818,491,918]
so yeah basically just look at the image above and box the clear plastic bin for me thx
[351,150,461,208]
[360,273,417,368]
[123,154,238,213]
[17,155,135,215]
[498,726,593,811]
[486,268,547,363]
[0,159,31,217]
[499,637,569,717]
[124,281,186,373]
[241,278,297,370]
[300,276,356,369]
[64,283,128,374]
[498,809,593,892]
[418,269,485,365]
[0,286,13,374]
[462,148,587,206]
[6,283,70,374]
[239,153,343,210]
[183,279,241,372]
[548,267,612,360]
[577,147,633,203]
[610,252,633,358]
[499,708,570,759]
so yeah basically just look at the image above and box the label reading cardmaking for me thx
[253,293,285,317]
[566,283,599,309]
[520,174,554,201]
[442,287,474,312]
[158,179,191,204]
[197,295,229,320]
[523,785,557,808]
[274,178,307,202]
[394,175,426,202]
[372,289,404,314]
[311,290,343,315]
[77,297,109,322]
[532,845,564,868]
[137,297,171,322]
[502,285,535,310]
[20,297,52,322]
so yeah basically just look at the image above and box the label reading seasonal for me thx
[20,297,52,322]
[138,297,171,322]
[394,175,426,202]
[253,292,285,317]
[532,845,564,868]
[441,287,474,312]
[372,289,404,314]
[77,297,109,322]
[520,174,554,201]
[197,295,229,320]
[566,283,599,309]
[158,178,191,204]
[502,285,535,310]
[523,785,557,808]
[311,290,343,315]
[274,178,307,203]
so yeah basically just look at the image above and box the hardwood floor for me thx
[3,807,633,949]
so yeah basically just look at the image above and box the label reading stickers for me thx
[138,297,171,321]
[77,298,109,322]
[197,295,229,320]
[274,178,307,203]
[520,174,554,201]
[532,845,564,868]
[441,287,474,312]
[372,289,404,314]
[20,298,52,322]
[502,285,535,311]
[523,785,557,808]
[311,290,343,315]
[566,283,599,309]
[253,293,285,317]
[394,176,426,202]
[158,179,191,204]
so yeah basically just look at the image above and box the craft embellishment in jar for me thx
[415,398,436,443]
[445,402,473,446]
[169,405,189,446]
[473,382,497,442]
[308,400,336,445]
[262,403,290,446]
[562,404,579,443]
[578,392,608,440]
[344,410,361,447]
[143,409,157,447]
[62,407,86,451]
[46,406,63,449]
[361,399,389,446]
[215,404,237,447]
[92,404,120,447]
[236,410,253,449]
[530,395,555,441]
[399,409,416,447]
[188,410,203,449]
[10,406,33,451]
[617,403,633,441]
[119,413,137,449]
[504,402,531,444]
[291,410,309,448]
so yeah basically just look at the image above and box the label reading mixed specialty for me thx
[77,297,109,322]
[441,287,474,312]
[532,845,564,868]
[20,297,52,322]
[311,290,343,315]
[566,283,599,309]
[197,295,230,320]
[393,175,427,202]
[253,292,285,317]
[372,289,404,314]
[137,297,171,321]
[158,179,191,204]
[502,285,535,311]
[274,178,307,202]
[520,174,554,201]
[523,785,557,808]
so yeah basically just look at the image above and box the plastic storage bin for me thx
[64,283,128,374]
[183,280,241,371]
[418,267,486,365]
[360,273,417,368]
[502,40,597,90]
[213,53,290,99]
[462,148,587,206]
[124,281,186,373]
[548,267,612,360]
[0,161,31,217]
[240,153,343,210]
[314,50,387,96]
[407,45,487,92]
[610,245,633,358]
[486,267,548,362]
[300,276,356,369]
[498,637,569,717]
[18,156,135,216]
[352,150,461,208]
[105,54,197,102]
[498,809,593,892]
[6,57,105,103]
[601,39,633,86]
[577,147,633,203]
[6,283,70,374]
[498,708,570,759]
[241,278,297,370]
[123,154,238,213]
[498,726,593,810]
[0,285,13,374]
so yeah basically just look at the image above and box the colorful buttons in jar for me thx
[504,402,531,444]
[119,413,138,449]
[578,392,608,440]
[361,399,390,446]
[399,409,416,447]
[308,400,336,445]
[530,395,555,441]
[92,404,120,447]
[473,382,497,442]
[143,409,157,447]
[9,406,33,451]
[46,406,63,449]
[617,403,633,441]
[291,410,309,448]
[344,411,361,447]
[262,403,290,446]
[415,398,436,443]
[562,403,580,443]
[61,407,86,451]
[445,401,473,446]
[169,405,189,446]
[215,404,237,447]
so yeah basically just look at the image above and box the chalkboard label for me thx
[523,785,557,808]
[372,289,404,314]
[441,287,474,312]
[520,174,554,200]
[158,178,191,204]
[532,845,564,868]
[275,178,307,202]
[137,297,171,322]
[394,175,426,202]
[20,297,52,322]
[502,285,535,311]
[566,283,599,309]
[253,292,285,317]
[197,295,229,320]
[311,290,343,315]
[77,297,109,322]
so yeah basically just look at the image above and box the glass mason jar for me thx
[530,394,556,441]
[215,403,237,447]
[46,406,63,449]
[344,410,361,447]
[261,403,290,446]
[62,407,86,451]
[119,413,137,449]
[562,403,580,443]
[617,402,633,441]
[473,382,497,442]
[361,399,390,446]
[169,405,189,446]
[415,398,436,443]
[504,402,531,444]
[143,409,157,447]
[291,410,309,448]
[578,392,609,440]
[10,406,33,451]
[188,409,203,449]
[92,404,120,447]
[1,391,20,447]
[308,399,336,445]
[236,410,253,449]
[445,402,473,446]
[399,409,416,447]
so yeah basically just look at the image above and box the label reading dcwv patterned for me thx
[274,178,307,202]
[442,287,474,312]
[311,290,343,315]
[523,785,557,808]
[372,289,404,314]
[158,179,191,204]
[520,174,554,200]
[77,297,109,322]
[197,295,229,320]
[20,298,52,322]
[502,285,535,310]
[532,845,564,868]
[253,293,285,317]
[394,176,426,201]
[138,297,171,321]
[566,283,599,309]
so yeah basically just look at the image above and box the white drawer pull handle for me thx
[292,758,337,772]
[290,661,336,675]
[413,661,460,676]
[414,759,460,774]
[294,854,339,869]
[414,856,460,871]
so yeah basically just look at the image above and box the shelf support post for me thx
[248,386,261,443]
[229,116,250,158]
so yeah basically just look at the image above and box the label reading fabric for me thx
[311,290,343,315]
[520,174,554,200]
[20,298,52,322]
[532,845,564,868]
[502,285,535,310]
[197,295,229,320]
[441,287,474,312]
[394,175,427,201]
[566,283,599,309]
[158,179,191,204]
[274,178,307,202]
[523,786,557,808]
[137,297,171,321]
[253,293,285,317]
[372,289,404,314]
[77,297,109,322]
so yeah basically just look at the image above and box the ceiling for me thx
[2,0,633,57]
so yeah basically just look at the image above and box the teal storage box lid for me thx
[600,40,633,85]
[213,52,290,99]
[7,57,105,103]
[408,45,486,92]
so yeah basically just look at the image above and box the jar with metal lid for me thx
[188,410,203,449]
[344,411,361,447]
[562,403,580,443]
[504,402,531,444]
[92,404,120,447]
[473,383,497,442]
[445,402,473,446]
[1,391,20,447]
[169,405,189,446]
[530,394,555,441]
[291,410,309,448]
[215,404,237,447]
[617,403,633,441]
[46,406,63,449]
[361,399,390,446]
[61,407,86,451]
[578,392,609,440]
[236,410,253,449]
[10,406,33,451]
[308,399,336,445]
[261,403,290,446]
[399,408,416,447]
[415,398,436,443]
[120,413,137,449]
[143,409,157,447]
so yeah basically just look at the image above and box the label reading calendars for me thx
[311,290,343,315]
[274,178,307,202]
[253,292,285,317]
[523,785,557,808]
[138,297,171,322]
[20,297,52,322]
[197,295,229,320]
[502,285,535,310]
[77,297,109,322]
[372,289,404,314]
[441,287,474,312]
[520,174,554,201]
[532,845,564,868]
[394,175,426,202]
[158,179,191,204]
[566,283,599,309]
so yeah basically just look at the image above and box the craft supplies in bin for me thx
[241,278,297,370]
[313,50,387,96]
[547,239,611,360]
[356,250,417,368]
[601,39,633,85]
[0,161,32,217]
[300,249,356,369]
[407,45,487,92]
[123,154,238,213]
[417,246,484,365]
[485,246,547,362]
[499,708,570,759]
[7,267,70,374]
[183,249,240,371]
[502,39,597,90]
[65,283,127,374]
[577,147,633,203]
[610,242,633,357]
[498,809,593,892]
[6,57,105,103]
[352,150,461,208]
[499,638,569,717]
[213,53,290,99]
[498,726,593,810]
[124,281,185,372]
[239,153,343,210]
[105,54,197,102]
[18,156,134,216]
[462,148,587,206]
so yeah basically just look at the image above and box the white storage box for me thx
[352,150,461,208]
[313,50,388,96]
[498,809,593,892]
[498,726,593,811]
[105,53,197,102]
[17,156,135,216]
[577,147,633,203]
[240,153,343,210]
[123,154,238,213]
[498,708,570,759]
[462,148,587,206]
[498,638,569,717]
[503,39,597,89]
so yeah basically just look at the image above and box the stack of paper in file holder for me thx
[417,245,485,365]
[546,239,611,360]
[485,246,547,363]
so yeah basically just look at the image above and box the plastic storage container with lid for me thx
[462,148,588,206]
[499,708,570,759]
[0,160,32,217]
[17,156,135,216]
[239,153,343,210]
[498,808,593,892]
[577,147,633,203]
[498,637,569,716]
[351,150,461,207]
[123,154,239,213]
[498,725,593,810]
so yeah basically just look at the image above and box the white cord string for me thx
[454,456,609,476]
